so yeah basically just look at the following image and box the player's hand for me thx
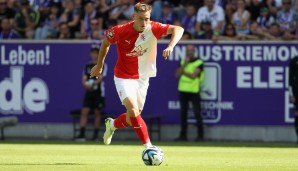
[90,65,102,79]
[290,96,296,103]
[163,46,173,60]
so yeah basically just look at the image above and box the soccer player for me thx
[90,2,184,148]
[289,55,298,143]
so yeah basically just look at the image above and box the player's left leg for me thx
[191,93,204,141]
[126,77,152,148]
[123,97,152,148]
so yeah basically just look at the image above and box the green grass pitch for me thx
[0,141,297,171]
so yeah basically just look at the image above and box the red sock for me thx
[130,115,150,144]
[114,113,129,128]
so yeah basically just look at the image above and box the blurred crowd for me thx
[0,0,297,40]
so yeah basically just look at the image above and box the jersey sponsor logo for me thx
[107,30,114,39]
[126,45,148,57]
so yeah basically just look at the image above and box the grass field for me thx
[0,141,298,171]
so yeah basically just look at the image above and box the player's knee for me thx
[127,108,139,117]
[126,117,132,126]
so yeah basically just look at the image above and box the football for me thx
[141,146,164,166]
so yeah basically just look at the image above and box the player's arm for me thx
[163,25,184,59]
[90,38,111,78]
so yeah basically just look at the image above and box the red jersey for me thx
[105,21,169,79]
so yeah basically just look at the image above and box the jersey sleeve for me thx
[105,25,119,44]
[151,22,170,39]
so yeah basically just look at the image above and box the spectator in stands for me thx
[6,0,18,10]
[245,21,275,39]
[231,0,250,35]
[219,22,242,40]
[109,0,134,20]
[181,3,197,37]
[87,18,105,40]
[60,0,81,38]
[225,0,237,22]
[257,6,275,31]
[80,0,103,39]
[181,30,192,39]
[159,1,177,25]
[98,0,121,29]
[57,22,74,39]
[195,20,214,39]
[246,0,262,21]
[74,0,82,10]
[0,0,15,26]
[175,44,204,142]
[264,0,278,15]
[276,0,298,34]
[215,0,227,7]
[75,47,106,142]
[268,22,283,39]
[14,0,39,38]
[282,30,296,40]
[196,0,225,42]
[0,17,20,39]
[35,2,61,39]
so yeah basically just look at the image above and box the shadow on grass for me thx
[0,163,83,166]
[0,139,297,148]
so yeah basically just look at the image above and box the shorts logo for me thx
[107,30,114,39]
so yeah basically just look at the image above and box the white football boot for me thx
[103,118,115,145]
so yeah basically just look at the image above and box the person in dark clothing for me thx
[75,47,106,142]
[289,55,298,143]
[175,44,204,142]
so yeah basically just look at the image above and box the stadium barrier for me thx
[0,40,298,142]
[0,117,18,140]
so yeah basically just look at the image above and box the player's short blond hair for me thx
[134,2,152,13]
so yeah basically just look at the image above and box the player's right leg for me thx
[103,77,134,145]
